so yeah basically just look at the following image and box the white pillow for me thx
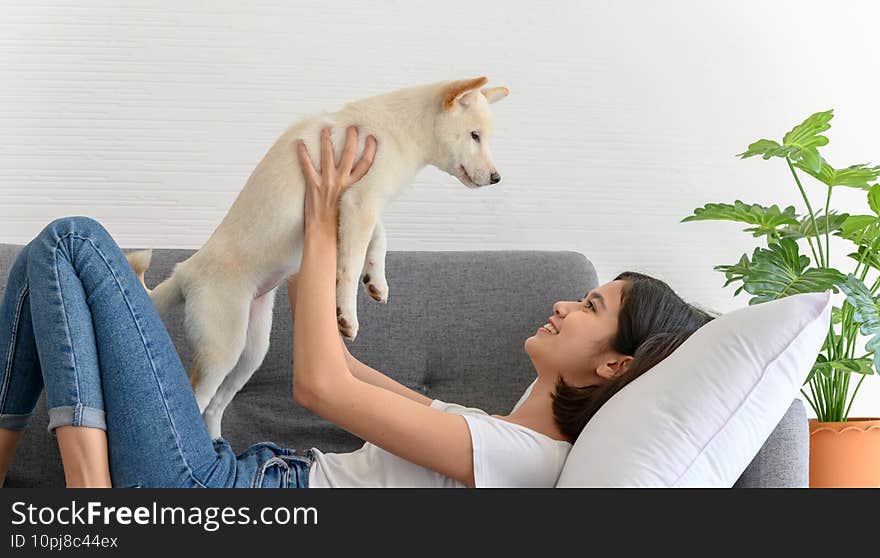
[555,289,832,488]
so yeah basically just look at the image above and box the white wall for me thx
[2,0,879,417]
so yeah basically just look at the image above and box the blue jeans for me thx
[0,216,312,487]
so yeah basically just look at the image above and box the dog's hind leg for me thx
[335,199,378,341]
[185,282,251,415]
[125,249,185,317]
[201,288,276,438]
[361,218,389,304]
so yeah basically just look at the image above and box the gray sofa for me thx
[0,243,808,487]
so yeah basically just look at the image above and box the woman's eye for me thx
[582,299,594,311]
[471,131,481,143]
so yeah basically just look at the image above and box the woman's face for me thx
[524,279,632,388]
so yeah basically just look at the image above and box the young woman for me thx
[0,127,714,488]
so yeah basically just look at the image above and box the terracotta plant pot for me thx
[809,418,880,488]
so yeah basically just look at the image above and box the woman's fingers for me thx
[299,127,375,194]
[320,127,334,182]
[349,135,378,183]
[296,141,321,186]
[338,126,359,175]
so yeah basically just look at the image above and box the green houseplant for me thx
[681,110,880,487]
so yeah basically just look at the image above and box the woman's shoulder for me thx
[486,414,572,447]
[464,414,571,488]
[431,397,571,487]
[429,398,489,416]
[432,398,570,447]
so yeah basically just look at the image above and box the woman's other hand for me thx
[295,126,378,231]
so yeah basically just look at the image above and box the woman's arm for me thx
[291,126,369,396]
[292,127,476,487]
[286,272,432,406]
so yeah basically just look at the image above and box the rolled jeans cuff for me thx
[0,413,32,431]
[47,403,107,433]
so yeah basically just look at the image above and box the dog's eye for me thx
[470,131,480,143]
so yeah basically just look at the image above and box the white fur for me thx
[126,78,509,438]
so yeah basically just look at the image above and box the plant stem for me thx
[831,372,839,421]
[801,388,821,418]
[827,321,837,361]
[808,379,819,418]
[823,184,832,266]
[813,373,826,421]
[840,303,854,359]
[858,235,880,288]
[810,378,826,420]
[870,275,880,296]
[840,372,852,420]
[823,371,835,420]
[787,158,825,267]
[848,319,858,358]
[859,247,873,283]
[843,374,866,420]
[850,222,874,280]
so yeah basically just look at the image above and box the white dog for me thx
[126,76,509,438]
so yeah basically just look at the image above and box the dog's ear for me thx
[481,86,509,104]
[441,76,489,111]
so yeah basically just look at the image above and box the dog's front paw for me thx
[336,306,359,341]
[361,272,389,304]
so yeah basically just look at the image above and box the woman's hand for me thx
[295,126,378,231]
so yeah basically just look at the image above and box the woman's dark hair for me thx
[551,271,717,443]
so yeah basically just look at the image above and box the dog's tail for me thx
[125,249,185,316]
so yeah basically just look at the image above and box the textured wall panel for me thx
[1,0,878,415]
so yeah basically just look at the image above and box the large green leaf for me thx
[714,253,751,296]
[838,274,880,370]
[831,306,843,325]
[681,200,799,238]
[807,354,829,384]
[737,110,834,173]
[846,245,880,272]
[778,210,849,240]
[795,161,880,190]
[869,184,880,216]
[820,358,874,375]
[740,238,846,305]
[806,355,874,383]
[834,214,880,246]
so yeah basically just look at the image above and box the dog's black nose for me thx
[489,172,501,184]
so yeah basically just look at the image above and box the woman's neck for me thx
[493,377,570,443]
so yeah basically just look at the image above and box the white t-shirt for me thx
[307,382,571,488]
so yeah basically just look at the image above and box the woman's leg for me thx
[0,430,23,486]
[2,215,310,488]
[54,426,111,487]
[0,236,113,486]
[18,215,238,487]
[0,239,43,485]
